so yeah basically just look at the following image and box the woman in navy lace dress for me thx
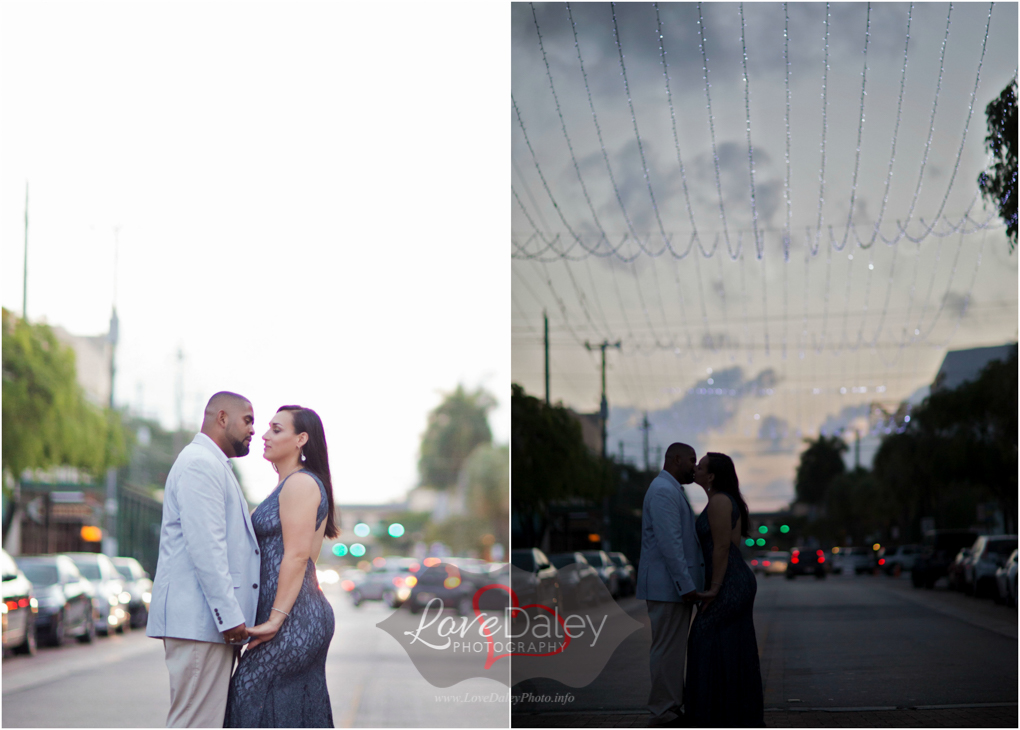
[225,406,339,728]
[685,452,765,727]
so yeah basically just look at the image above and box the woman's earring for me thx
[300,450,306,463]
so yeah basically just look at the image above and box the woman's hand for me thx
[245,615,284,650]
[693,586,720,612]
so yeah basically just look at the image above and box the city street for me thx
[2,583,509,728]
[513,570,1018,727]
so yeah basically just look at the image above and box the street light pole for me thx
[584,340,621,459]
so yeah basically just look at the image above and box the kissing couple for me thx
[146,392,339,728]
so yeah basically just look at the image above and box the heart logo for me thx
[471,584,571,669]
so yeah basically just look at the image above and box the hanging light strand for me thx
[836,3,872,253]
[812,4,831,254]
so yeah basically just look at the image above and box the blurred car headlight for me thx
[396,587,411,601]
[108,594,121,606]
[29,597,38,609]
[142,592,152,604]
[119,591,132,604]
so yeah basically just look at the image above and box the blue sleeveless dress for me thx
[684,492,764,727]
[224,469,335,727]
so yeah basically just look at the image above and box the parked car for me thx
[581,550,620,596]
[961,535,1018,598]
[65,552,129,635]
[2,549,37,656]
[112,557,153,628]
[548,552,601,609]
[912,529,980,589]
[754,551,790,577]
[348,557,420,608]
[786,547,826,579]
[880,544,922,575]
[407,560,505,616]
[841,546,877,575]
[15,554,95,645]
[994,549,1017,607]
[509,548,560,611]
[947,547,973,592]
[608,552,636,596]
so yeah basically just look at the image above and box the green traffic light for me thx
[745,538,755,547]
[353,523,370,537]
[758,525,768,534]
[780,525,790,533]
[756,538,766,546]
[388,523,405,538]
[332,543,348,557]
[350,543,366,557]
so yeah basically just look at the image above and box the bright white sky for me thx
[1,2,509,504]
[511,3,1018,512]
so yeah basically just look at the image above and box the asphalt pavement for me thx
[512,570,1018,727]
[2,583,509,727]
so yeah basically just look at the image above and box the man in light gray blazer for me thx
[637,442,705,727]
[147,391,261,728]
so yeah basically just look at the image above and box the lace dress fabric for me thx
[224,469,335,728]
[684,492,765,727]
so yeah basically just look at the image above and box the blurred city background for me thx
[1,2,508,727]
[510,3,1016,726]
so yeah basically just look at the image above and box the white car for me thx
[994,549,1017,607]
[881,545,922,575]
[962,536,1018,598]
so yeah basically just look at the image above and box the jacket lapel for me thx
[226,464,257,542]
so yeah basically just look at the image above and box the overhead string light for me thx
[738,246,755,365]
[698,3,739,261]
[782,2,792,359]
[813,3,831,255]
[836,3,871,253]
[738,4,770,355]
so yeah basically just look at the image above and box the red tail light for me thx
[791,557,799,564]
[878,558,885,565]
[816,550,824,556]
[818,557,825,563]
[18,598,29,608]
[751,560,758,565]
[763,560,771,567]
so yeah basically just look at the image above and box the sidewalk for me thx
[512,704,1018,727]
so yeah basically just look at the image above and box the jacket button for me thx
[253,584,258,589]
[255,550,259,555]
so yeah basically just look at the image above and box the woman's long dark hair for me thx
[277,405,339,539]
[706,452,750,538]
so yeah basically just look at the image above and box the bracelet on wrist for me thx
[271,607,290,618]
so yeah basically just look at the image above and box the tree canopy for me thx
[978,78,1017,251]
[417,384,495,490]
[794,434,847,505]
[2,308,126,480]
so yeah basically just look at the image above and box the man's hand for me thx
[681,591,698,604]
[222,623,247,645]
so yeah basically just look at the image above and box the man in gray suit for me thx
[147,391,261,728]
[637,442,705,727]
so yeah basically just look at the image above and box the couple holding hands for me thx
[637,443,765,727]
[146,392,338,728]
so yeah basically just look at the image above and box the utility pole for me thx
[641,412,651,471]
[22,182,28,319]
[584,339,621,459]
[619,440,625,464]
[585,339,620,553]
[655,444,663,468]
[854,429,861,470]
[544,311,550,405]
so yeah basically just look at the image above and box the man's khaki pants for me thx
[163,638,236,728]
[646,600,694,721]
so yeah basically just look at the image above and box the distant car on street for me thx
[912,529,980,589]
[786,547,826,579]
[962,535,1018,598]
[608,552,635,596]
[408,560,505,616]
[2,549,37,656]
[64,552,129,635]
[581,550,621,597]
[509,548,560,611]
[14,554,95,646]
[881,545,922,575]
[548,552,601,609]
[840,546,876,575]
[348,557,419,608]
[994,549,1017,607]
[112,558,152,628]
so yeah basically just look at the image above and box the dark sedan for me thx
[15,555,96,646]
[786,547,827,579]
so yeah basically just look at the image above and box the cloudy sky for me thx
[1,2,508,504]
[511,2,1018,512]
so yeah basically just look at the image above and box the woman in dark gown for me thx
[225,406,339,728]
[684,452,765,727]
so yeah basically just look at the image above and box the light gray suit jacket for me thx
[636,470,705,601]
[146,433,260,643]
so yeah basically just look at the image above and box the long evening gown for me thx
[224,469,335,728]
[684,492,765,727]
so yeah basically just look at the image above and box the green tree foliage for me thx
[977,78,1017,251]
[418,384,495,490]
[794,434,847,505]
[463,443,509,550]
[2,308,126,480]
[511,384,612,547]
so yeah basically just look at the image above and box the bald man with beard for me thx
[637,442,706,727]
[147,392,261,728]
